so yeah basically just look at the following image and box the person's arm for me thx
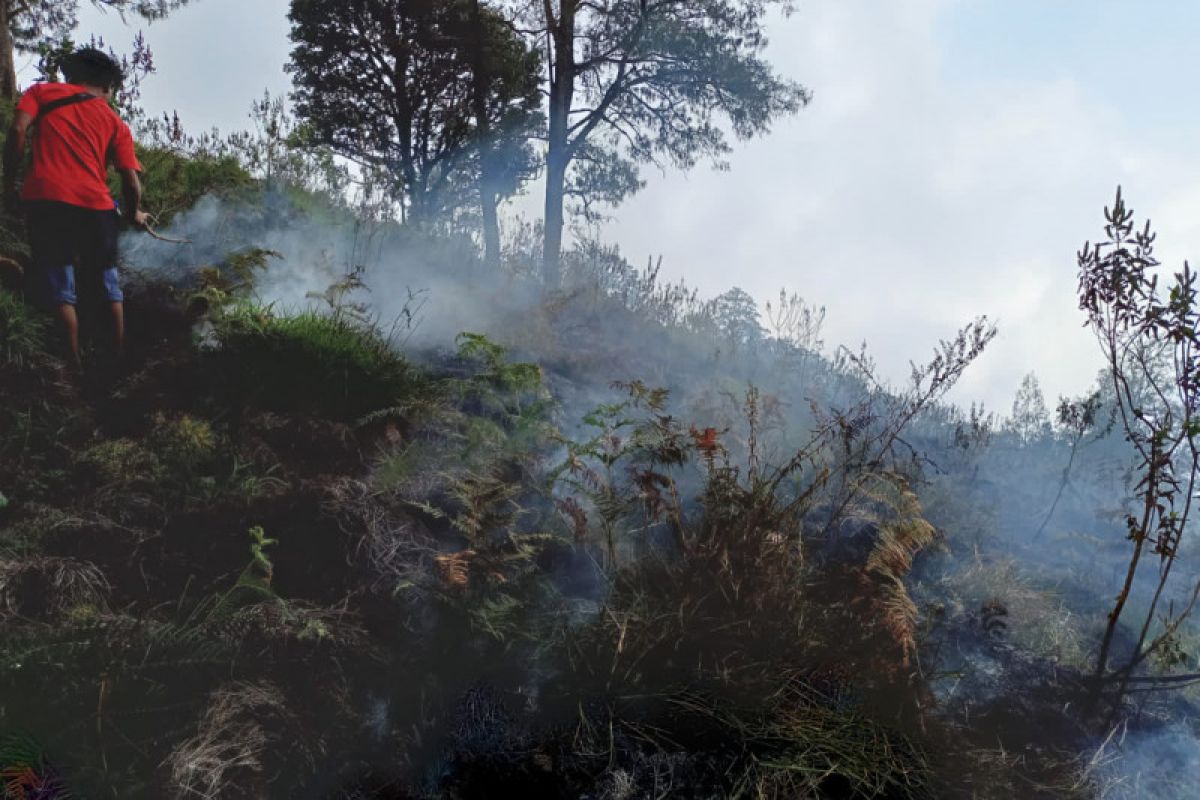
[117,167,149,229]
[3,110,33,212]
[110,119,147,229]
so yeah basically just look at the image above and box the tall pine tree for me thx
[288,0,540,257]
[506,0,809,287]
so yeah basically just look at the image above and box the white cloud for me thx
[73,0,293,134]
[605,0,1200,410]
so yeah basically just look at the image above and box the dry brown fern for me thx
[555,496,589,542]
[852,473,939,670]
[436,550,477,590]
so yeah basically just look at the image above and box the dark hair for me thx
[61,48,124,91]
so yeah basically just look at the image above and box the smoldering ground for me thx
[118,190,1200,796]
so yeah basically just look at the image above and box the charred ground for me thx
[3,220,1188,799]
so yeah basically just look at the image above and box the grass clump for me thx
[728,690,934,798]
[0,556,111,621]
[209,304,423,422]
[0,291,47,370]
[72,415,286,518]
[164,681,293,800]
[75,439,167,489]
[0,733,67,800]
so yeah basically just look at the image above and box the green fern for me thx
[0,732,72,800]
[207,526,283,623]
[246,525,277,587]
[194,247,279,300]
[0,733,44,771]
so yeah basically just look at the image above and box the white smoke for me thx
[118,190,1200,794]
[1097,723,1200,799]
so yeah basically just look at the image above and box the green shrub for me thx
[148,412,219,477]
[210,304,423,422]
[122,145,256,226]
[75,439,166,489]
[0,292,47,369]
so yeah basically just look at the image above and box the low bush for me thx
[208,304,425,422]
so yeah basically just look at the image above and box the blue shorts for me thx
[32,263,124,307]
[26,201,124,308]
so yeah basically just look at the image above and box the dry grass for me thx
[941,739,1095,800]
[739,693,935,799]
[321,477,436,594]
[0,556,110,620]
[934,555,1090,669]
[165,681,295,800]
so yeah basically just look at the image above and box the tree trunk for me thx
[0,3,17,104]
[480,175,501,270]
[541,0,576,290]
[470,0,501,271]
[543,147,567,288]
[1088,437,1158,713]
[387,12,420,226]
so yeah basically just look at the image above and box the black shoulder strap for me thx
[34,92,103,125]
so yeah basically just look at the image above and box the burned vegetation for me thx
[3,185,1198,798]
[2,253,955,797]
[0,0,1198,794]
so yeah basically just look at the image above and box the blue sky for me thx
[62,0,1200,412]
[66,0,293,133]
[942,0,1200,140]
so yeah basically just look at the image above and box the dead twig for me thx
[143,225,192,245]
[141,212,193,245]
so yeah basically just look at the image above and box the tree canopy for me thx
[287,0,541,236]
[507,0,810,286]
[282,1,807,280]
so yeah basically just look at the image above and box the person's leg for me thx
[109,299,124,353]
[43,266,81,370]
[26,202,80,367]
[76,207,125,368]
[55,302,81,369]
[92,210,125,358]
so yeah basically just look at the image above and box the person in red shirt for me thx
[2,47,149,372]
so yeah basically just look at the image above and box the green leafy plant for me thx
[551,380,689,567]
[374,332,554,510]
[210,526,280,619]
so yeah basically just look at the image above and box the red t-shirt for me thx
[16,82,141,210]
